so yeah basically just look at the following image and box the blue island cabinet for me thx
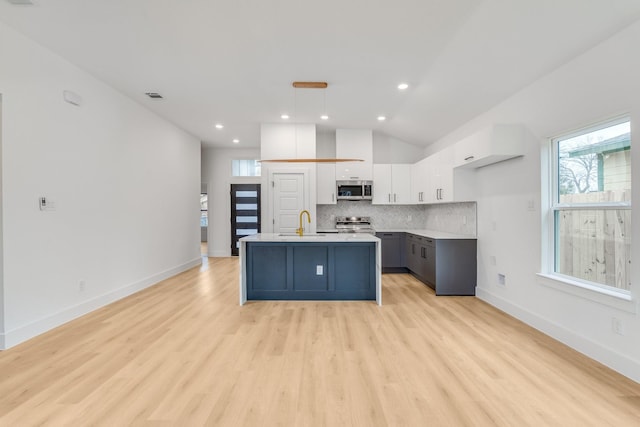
[245,242,376,301]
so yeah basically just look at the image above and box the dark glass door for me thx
[230,184,261,256]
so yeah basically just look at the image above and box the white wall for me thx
[428,20,640,382]
[372,133,425,163]
[201,147,260,256]
[317,129,424,163]
[0,95,4,340]
[0,22,201,348]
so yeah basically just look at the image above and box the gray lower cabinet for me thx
[246,242,376,300]
[390,232,476,296]
[376,232,406,272]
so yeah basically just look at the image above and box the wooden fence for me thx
[557,190,631,290]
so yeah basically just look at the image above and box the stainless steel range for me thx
[335,216,375,234]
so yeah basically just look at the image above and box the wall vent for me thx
[144,92,164,99]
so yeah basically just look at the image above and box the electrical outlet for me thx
[78,280,86,292]
[612,317,625,335]
[316,265,323,275]
[498,274,506,286]
[527,199,535,211]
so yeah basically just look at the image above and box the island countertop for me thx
[241,232,380,243]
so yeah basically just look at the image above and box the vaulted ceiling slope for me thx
[1,0,640,148]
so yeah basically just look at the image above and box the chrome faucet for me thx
[296,210,311,236]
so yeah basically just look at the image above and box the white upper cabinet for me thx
[411,147,470,204]
[429,147,454,203]
[317,163,337,204]
[335,129,373,180]
[411,158,429,204]
[372,164,411,205]
[453,124,525,169]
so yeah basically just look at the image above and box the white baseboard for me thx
[476,287,640,384]
[0,257,201,350]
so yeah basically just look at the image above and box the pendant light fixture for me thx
[259,82,364,163]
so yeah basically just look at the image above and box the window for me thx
[232,159,261,177]
[551,117,631,292]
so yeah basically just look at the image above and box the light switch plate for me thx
[316,265,323,275]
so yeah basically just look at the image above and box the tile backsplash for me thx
[316,201,476,236]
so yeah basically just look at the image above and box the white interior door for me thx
[273,173,305,233]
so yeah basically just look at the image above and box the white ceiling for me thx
[2,0,640,148]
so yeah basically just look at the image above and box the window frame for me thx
[231,159,261,177]
[546,115,632,298]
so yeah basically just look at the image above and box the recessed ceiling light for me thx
[397,83,409,90]
[377,116,386,121]
[233,139,240,144]
[281,114,290,119]
[320,115,329,120]
[215,124,224,129]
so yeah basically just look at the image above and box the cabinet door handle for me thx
[464,156,474,161]
[412,244,415,255]
[394,193,397,202]
[388,193,391,202]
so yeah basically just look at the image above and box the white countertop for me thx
[375,229,476,240]
[240,233,380,243]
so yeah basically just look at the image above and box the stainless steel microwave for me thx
[336,180,373,200]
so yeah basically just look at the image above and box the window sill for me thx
[536,273,636,314]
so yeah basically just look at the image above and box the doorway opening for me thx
[200,184,208,256]
[230,184,261,256]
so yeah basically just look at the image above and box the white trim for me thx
[551,114,631,143]
[0,257,202,350]
[546,116,632,295]
[476,287,640,384]
[537,273,635,313]
[552,202,631,210]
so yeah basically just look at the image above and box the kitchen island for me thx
[239,233,381,305]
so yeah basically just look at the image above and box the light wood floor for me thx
[1,258,639,426]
